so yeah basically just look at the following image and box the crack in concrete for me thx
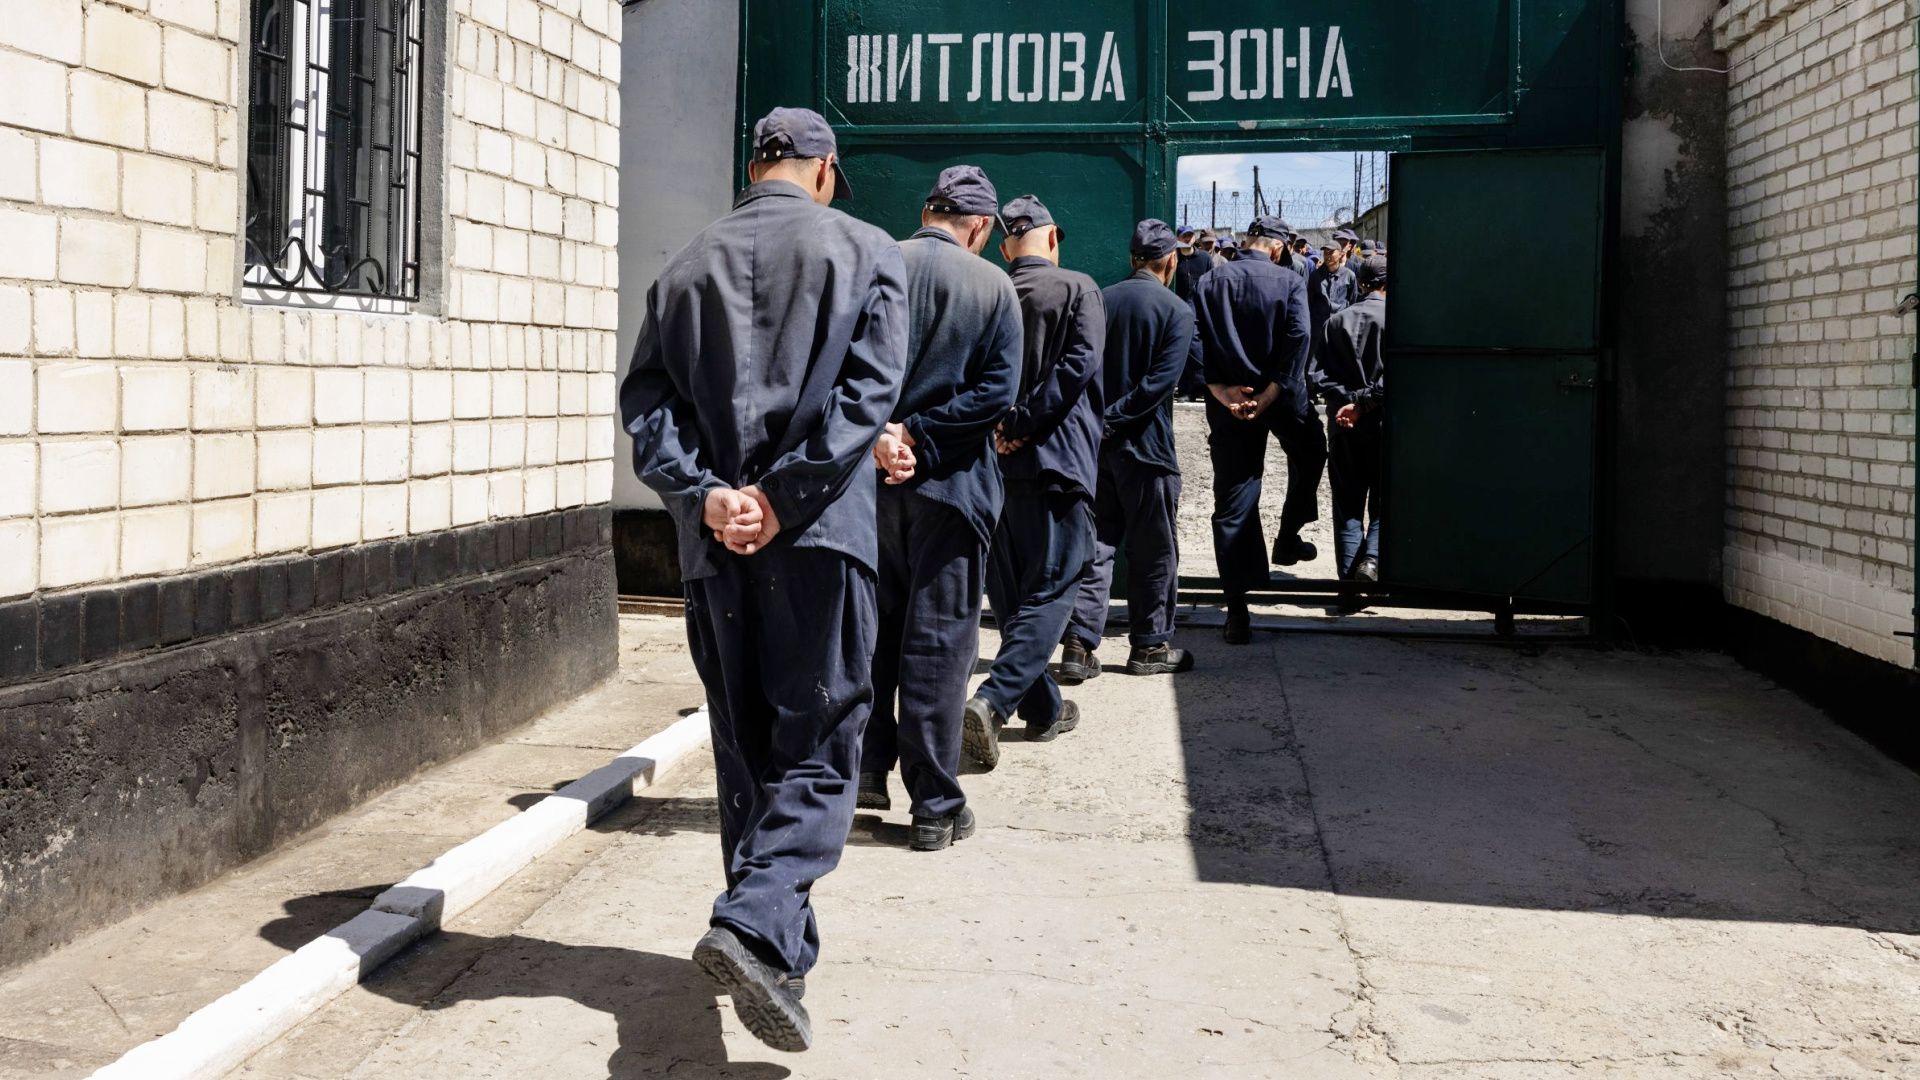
[1265,639,1400,1074]
[88,982,131,1038]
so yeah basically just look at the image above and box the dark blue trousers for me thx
[981,486,1093,726]
[864,487,985,819]
[1329,414,1383,578]
[1068,450,1182,650]
[1206,397,1327,598]
[682,546,876,977]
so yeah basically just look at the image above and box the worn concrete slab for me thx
[223,614,1920,1079]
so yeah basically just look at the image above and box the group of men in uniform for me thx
[619,106,1385,1053]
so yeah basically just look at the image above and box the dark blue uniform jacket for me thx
[1311,292,1387,410]
[1307,264,1357,359]
[1191,257,1312,413]
[620,179,911,581]
[1001,255,1106,495]
[890,227,1024,543]
[1099,269,1195,474]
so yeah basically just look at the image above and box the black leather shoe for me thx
[1223,607,1252,645]
[1056,639,1101,685]
[856,772,891,811]
[1271,533,1318,566]
[693,926,812,1052]
[962,695,1004,770]
[910,806,977,851]
[1026,700,1081,742]
[1351,556,1379,582]
[1126,644,1195,675]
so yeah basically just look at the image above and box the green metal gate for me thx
[737,0,1621,616]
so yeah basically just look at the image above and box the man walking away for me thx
[1307,240,1357,368]
[964,195,1105,767]
[1061,219,1198,682]
[1312,255,1388,585]
[1192,215,1327,645]
[860,166,1022,852]
[620,107,909,1053]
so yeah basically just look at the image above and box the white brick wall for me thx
[1715,0,1918,666]
[0,0,622,601]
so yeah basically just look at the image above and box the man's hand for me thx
[1245,383,1281,420]
[703,488,764,553]
[994,421,1025,455]
[874,422,917,485]
[1335,403,1360,429]
[1208,383,1263,421]
[737,485,782,553]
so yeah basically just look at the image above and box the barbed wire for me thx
[1173,187,1372,231]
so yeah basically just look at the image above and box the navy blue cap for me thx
[1001,195,1063,240]
[925,165,1000,219]
[1247,216,1289,239]
[1176,222,1197,237]
[1332,228,1359,243]
[1130,218,1178,260]
[1358,239,1377,253]
[1357,254,1387,290]
[1217,236,1239,251]
[751,107,852,201]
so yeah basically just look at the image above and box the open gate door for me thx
[1382,148,1606,606]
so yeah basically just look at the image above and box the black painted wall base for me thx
[613,509,682,597]
[0,511,618,971]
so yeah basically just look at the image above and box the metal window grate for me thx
[246,0,426,301]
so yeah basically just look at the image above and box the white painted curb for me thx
[88,708,712,1080]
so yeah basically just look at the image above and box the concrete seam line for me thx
[86,708,713,1080]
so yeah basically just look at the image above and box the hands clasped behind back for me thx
[704,486,783,555]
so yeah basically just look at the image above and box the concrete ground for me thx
[3,408,1916,1078]
[209,623,1920,1079]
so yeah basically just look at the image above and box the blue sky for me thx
[1174,151,1382,230]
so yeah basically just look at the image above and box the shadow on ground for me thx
[1170,630,1920,934]
[261,891,789,1080]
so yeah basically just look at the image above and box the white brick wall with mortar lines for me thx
[1715,0,1919,666]
[0,0,623,602]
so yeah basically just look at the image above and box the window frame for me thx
[243,0,432,309]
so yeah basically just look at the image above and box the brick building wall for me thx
[0,0,622,601]
[1715,0,1918,667]
[0,0,625,968]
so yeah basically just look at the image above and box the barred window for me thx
[246,0,426,303]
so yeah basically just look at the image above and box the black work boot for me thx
[1351,556,1379,582]
[1026,700,1081,742]
[1057,639,1101,685]
[1126,643,1195,675]
[693,926,812,1052]
[1271,533,1318,566]
[856,772,891,811]
[962,695,1004,770]
[1223,604,1252,645]
[910,805,978,851]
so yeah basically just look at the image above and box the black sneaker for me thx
[1126,644,1195,675]
[693,926,812,1052]
[962,695,1004,770]
[910,806,977,851]
[1056,639,1101,685]
[1026,700,1081,742]
[856,772,891,811]
[1271,533,1318,566]
[1223,607,1252,645]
